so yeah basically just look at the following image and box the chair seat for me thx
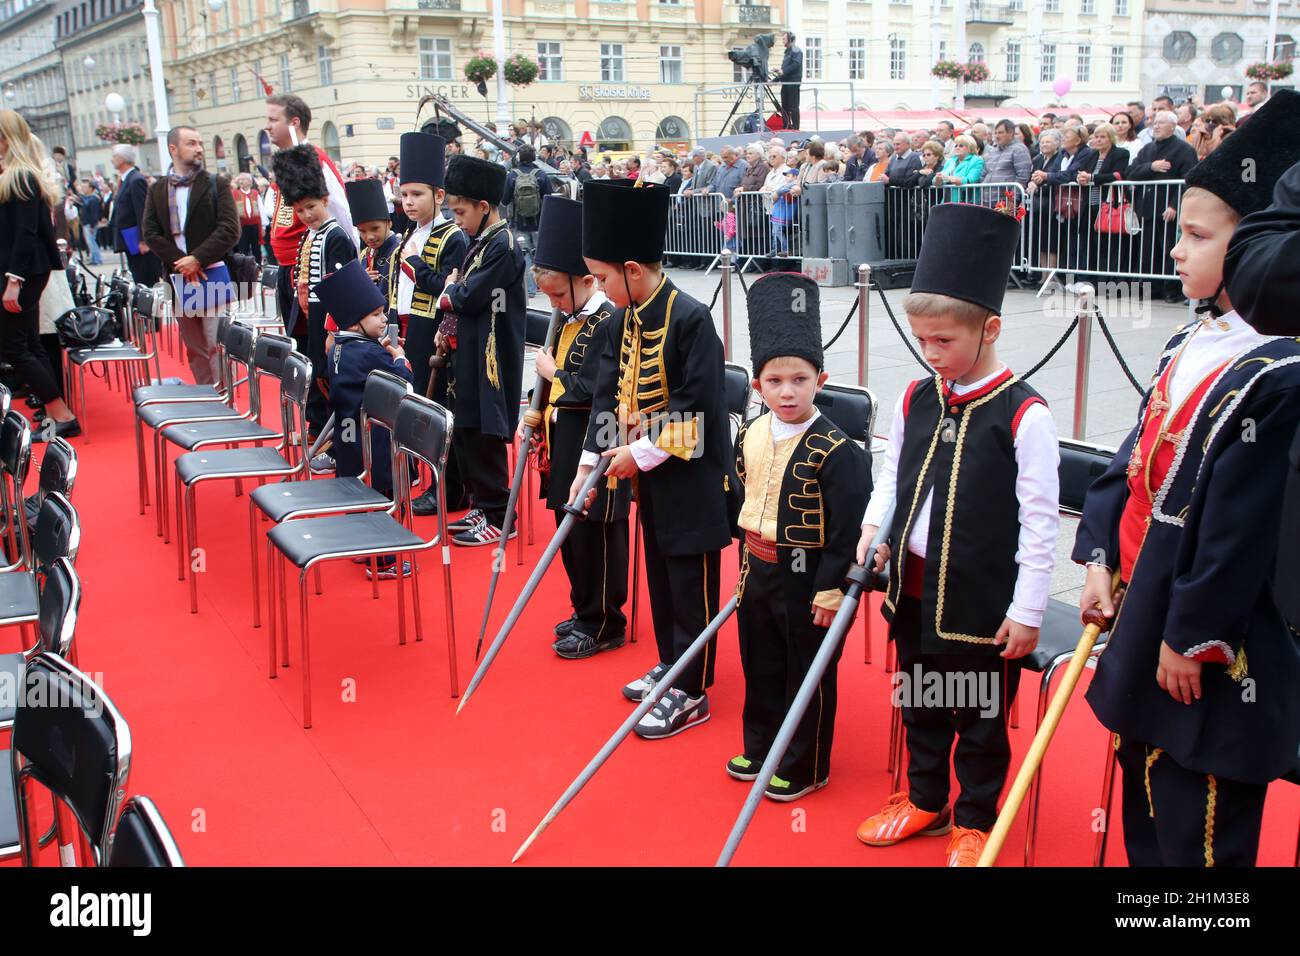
[133,383,222,406]
[0,749,15,851]
[1024,598,1102,673]
[175,447,295,484]
[161,420,279,450]
[68,344,144,364]
[268,511,426,569]
[0,652,21,724]
[0,572,38,624]
[250,477,389,522]
[138,402,242,428]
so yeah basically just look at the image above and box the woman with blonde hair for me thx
[0,110,79,437]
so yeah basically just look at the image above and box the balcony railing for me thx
[967,2,1015,24]
[725,3,772,25]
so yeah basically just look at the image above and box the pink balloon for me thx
[1052,76,1072,98]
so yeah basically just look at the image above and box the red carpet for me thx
[13,349,1297,867]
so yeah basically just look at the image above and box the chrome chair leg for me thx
[278,550,290,667]
[135,415,149,513]
[174,474,186,581]
[526,459,535,546]
[410,552,425,643]
[395,546,407,647]
[186,484,200,613]
[890,706,905,793]
[369,558,379,599]
[1024,663,1058,868]
[156,431,168,540]
[440,501,458,697]
[863,611,873,665]
[313,565,322,595]
[1094,737,1119,867]
[266,540,277,679]
[299,570,312,729]
[887,698,899,773]
[249,499,261,628]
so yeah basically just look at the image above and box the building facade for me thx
[0,0,75,162]
[53,0,161,175]
[1140,0,1298,104]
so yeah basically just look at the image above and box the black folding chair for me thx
[1,654,131,865]
[64,288,160,439]
[173,349,312,613]
[23,437,77,536]
[106,796,185,867]
[0,558,82,734]
[246,370,411,628]
[265,393,458,728]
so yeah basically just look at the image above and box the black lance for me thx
[715,499,896,866]
[457,455,611,714]
[474,308,564,660]
[512,591,741,862]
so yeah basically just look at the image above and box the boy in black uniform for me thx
[315,258,415,578]
[527,195,631,659]
[435,155,526,546]
[273,144,358,440]
[389,132,469,516]
[1075,91,1300,866]
[730,272,870,799]
[855,202,1061,865]
[344,178,400,304]
[571,180,731,740]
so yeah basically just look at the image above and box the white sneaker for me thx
[310,452,336,475]
[633,688,710,740]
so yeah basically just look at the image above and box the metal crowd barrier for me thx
[664,192,725,269]
[731,190,804,271]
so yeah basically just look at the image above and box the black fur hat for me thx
[747,272,823,374]
[272,144,328,206]
[444,155,507,205]
[1184,89,1300,219]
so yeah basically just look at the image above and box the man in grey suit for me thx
[109,144,161,286]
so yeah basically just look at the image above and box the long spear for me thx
[456,456,610,714]
[512,591,741,862]
[475,308,563,660]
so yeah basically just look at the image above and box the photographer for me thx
[773,32,803,130]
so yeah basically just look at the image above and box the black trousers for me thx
[276,266,329,435]
[638,491,720,697]
[891,595,1022,831]
[126,251,161,287]
[452,426,510,528]
[1114,736,1267,867]
[737,549,842,787]
[780,83,800,130]
[0,273,62,404]
[237,223,263,264]
[556,510,629,640]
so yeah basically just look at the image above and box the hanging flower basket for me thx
[96,121,147,145]
[1245,61,1293,82]
[963,62,991,84]
[503,53,540,87]
[464,52,498,85]
[931,59,965,81]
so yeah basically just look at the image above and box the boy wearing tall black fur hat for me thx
[571,180,731,740]
[391,131,469,517]
[273,143,359,437]
[344,177,401,307]
[854,201,1061,865]
[528,195,632,659]
[435,154,527,546]
[1074,90,1300,867]
[729,272,871,799]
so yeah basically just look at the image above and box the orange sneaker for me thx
[856,792,952,846]
[945,826,989,867]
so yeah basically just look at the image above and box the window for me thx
[1005,41,1020,82]
[1110,46,1124,83]
[600,43,624,82]
[209,71,219,106]
[1210,33,1243,66]
[1162,31,1196,64]
[1041,43,1056,82]
[318,45,333,86]
[536,41,562,82]
[659,45,683,84]
[420,38,454,80]
[849,38,866,80]
[1115,0,1128,15]
[253,59,264,95]
[1081,0,1094,13]
[889,36,906,81]
[733,61,746,82]
[1008,0,1022,9]
[279,52,292,91]
[229,65,241,102]
[1275,35,1296,63]
[1076,43,1091,82]
[969,42,985,63]
[1044,0,1059,10]
[805,37,823,80]
[189,77,198,110]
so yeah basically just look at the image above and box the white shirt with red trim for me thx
[862,364,1060,629]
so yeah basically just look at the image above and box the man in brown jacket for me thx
[142,126,240,384]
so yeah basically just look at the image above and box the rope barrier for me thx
[1021,315,1081,382]
[1094,308,1147,395]
[707,270,727,313]
[821,294,860,352]
[873,284,932,372]
[734,268,749,297]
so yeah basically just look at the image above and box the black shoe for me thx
[554,614,579,638]
[552,630,626,660]
[24,394,42,409]
[411,488,439,517]
[33,418,81,442]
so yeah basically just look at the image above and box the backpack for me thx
[513,168,542,220]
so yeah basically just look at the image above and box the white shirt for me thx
[395,215,443,315]
[1167,310,1267,408]
[861,365,1060,628]
[770,408,820,443]
[173,184,190,254]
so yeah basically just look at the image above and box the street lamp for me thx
[141,0,171,172]
[105,92,126,121]
[83,56,96,71]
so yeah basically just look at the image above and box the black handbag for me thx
[54,306,118,349]
[208,176,259,286]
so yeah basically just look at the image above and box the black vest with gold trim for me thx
[388,219,462,319]
[883,370,1047,654]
